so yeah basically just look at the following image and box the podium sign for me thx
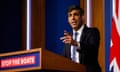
[0,48,42,72]
[0,48,86,72]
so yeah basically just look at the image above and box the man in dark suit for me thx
[60,5,101,72]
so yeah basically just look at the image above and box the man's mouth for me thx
[72,22,77,24]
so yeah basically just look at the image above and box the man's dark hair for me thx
[67,5,84,16]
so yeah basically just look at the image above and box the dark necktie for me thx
[72,32,78,62]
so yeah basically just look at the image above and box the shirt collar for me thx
[73,24,84,34]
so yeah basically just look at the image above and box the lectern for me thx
[0,48,86,72]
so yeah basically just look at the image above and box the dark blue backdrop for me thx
[45,0,80,55]
[0,0,22,53]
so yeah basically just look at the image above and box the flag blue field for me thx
[105,0,112,72]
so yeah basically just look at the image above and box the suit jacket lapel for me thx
[80,25,87,42]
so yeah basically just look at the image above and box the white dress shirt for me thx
[71,25,84,63]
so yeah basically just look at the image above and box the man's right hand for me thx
[60,30,78,46]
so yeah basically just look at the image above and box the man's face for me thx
[68,10,82,31]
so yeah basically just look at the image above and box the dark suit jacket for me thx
[62,25,101,72]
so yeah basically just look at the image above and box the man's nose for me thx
[71,16,75,20]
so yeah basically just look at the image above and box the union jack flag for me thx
[110,0,120,72]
